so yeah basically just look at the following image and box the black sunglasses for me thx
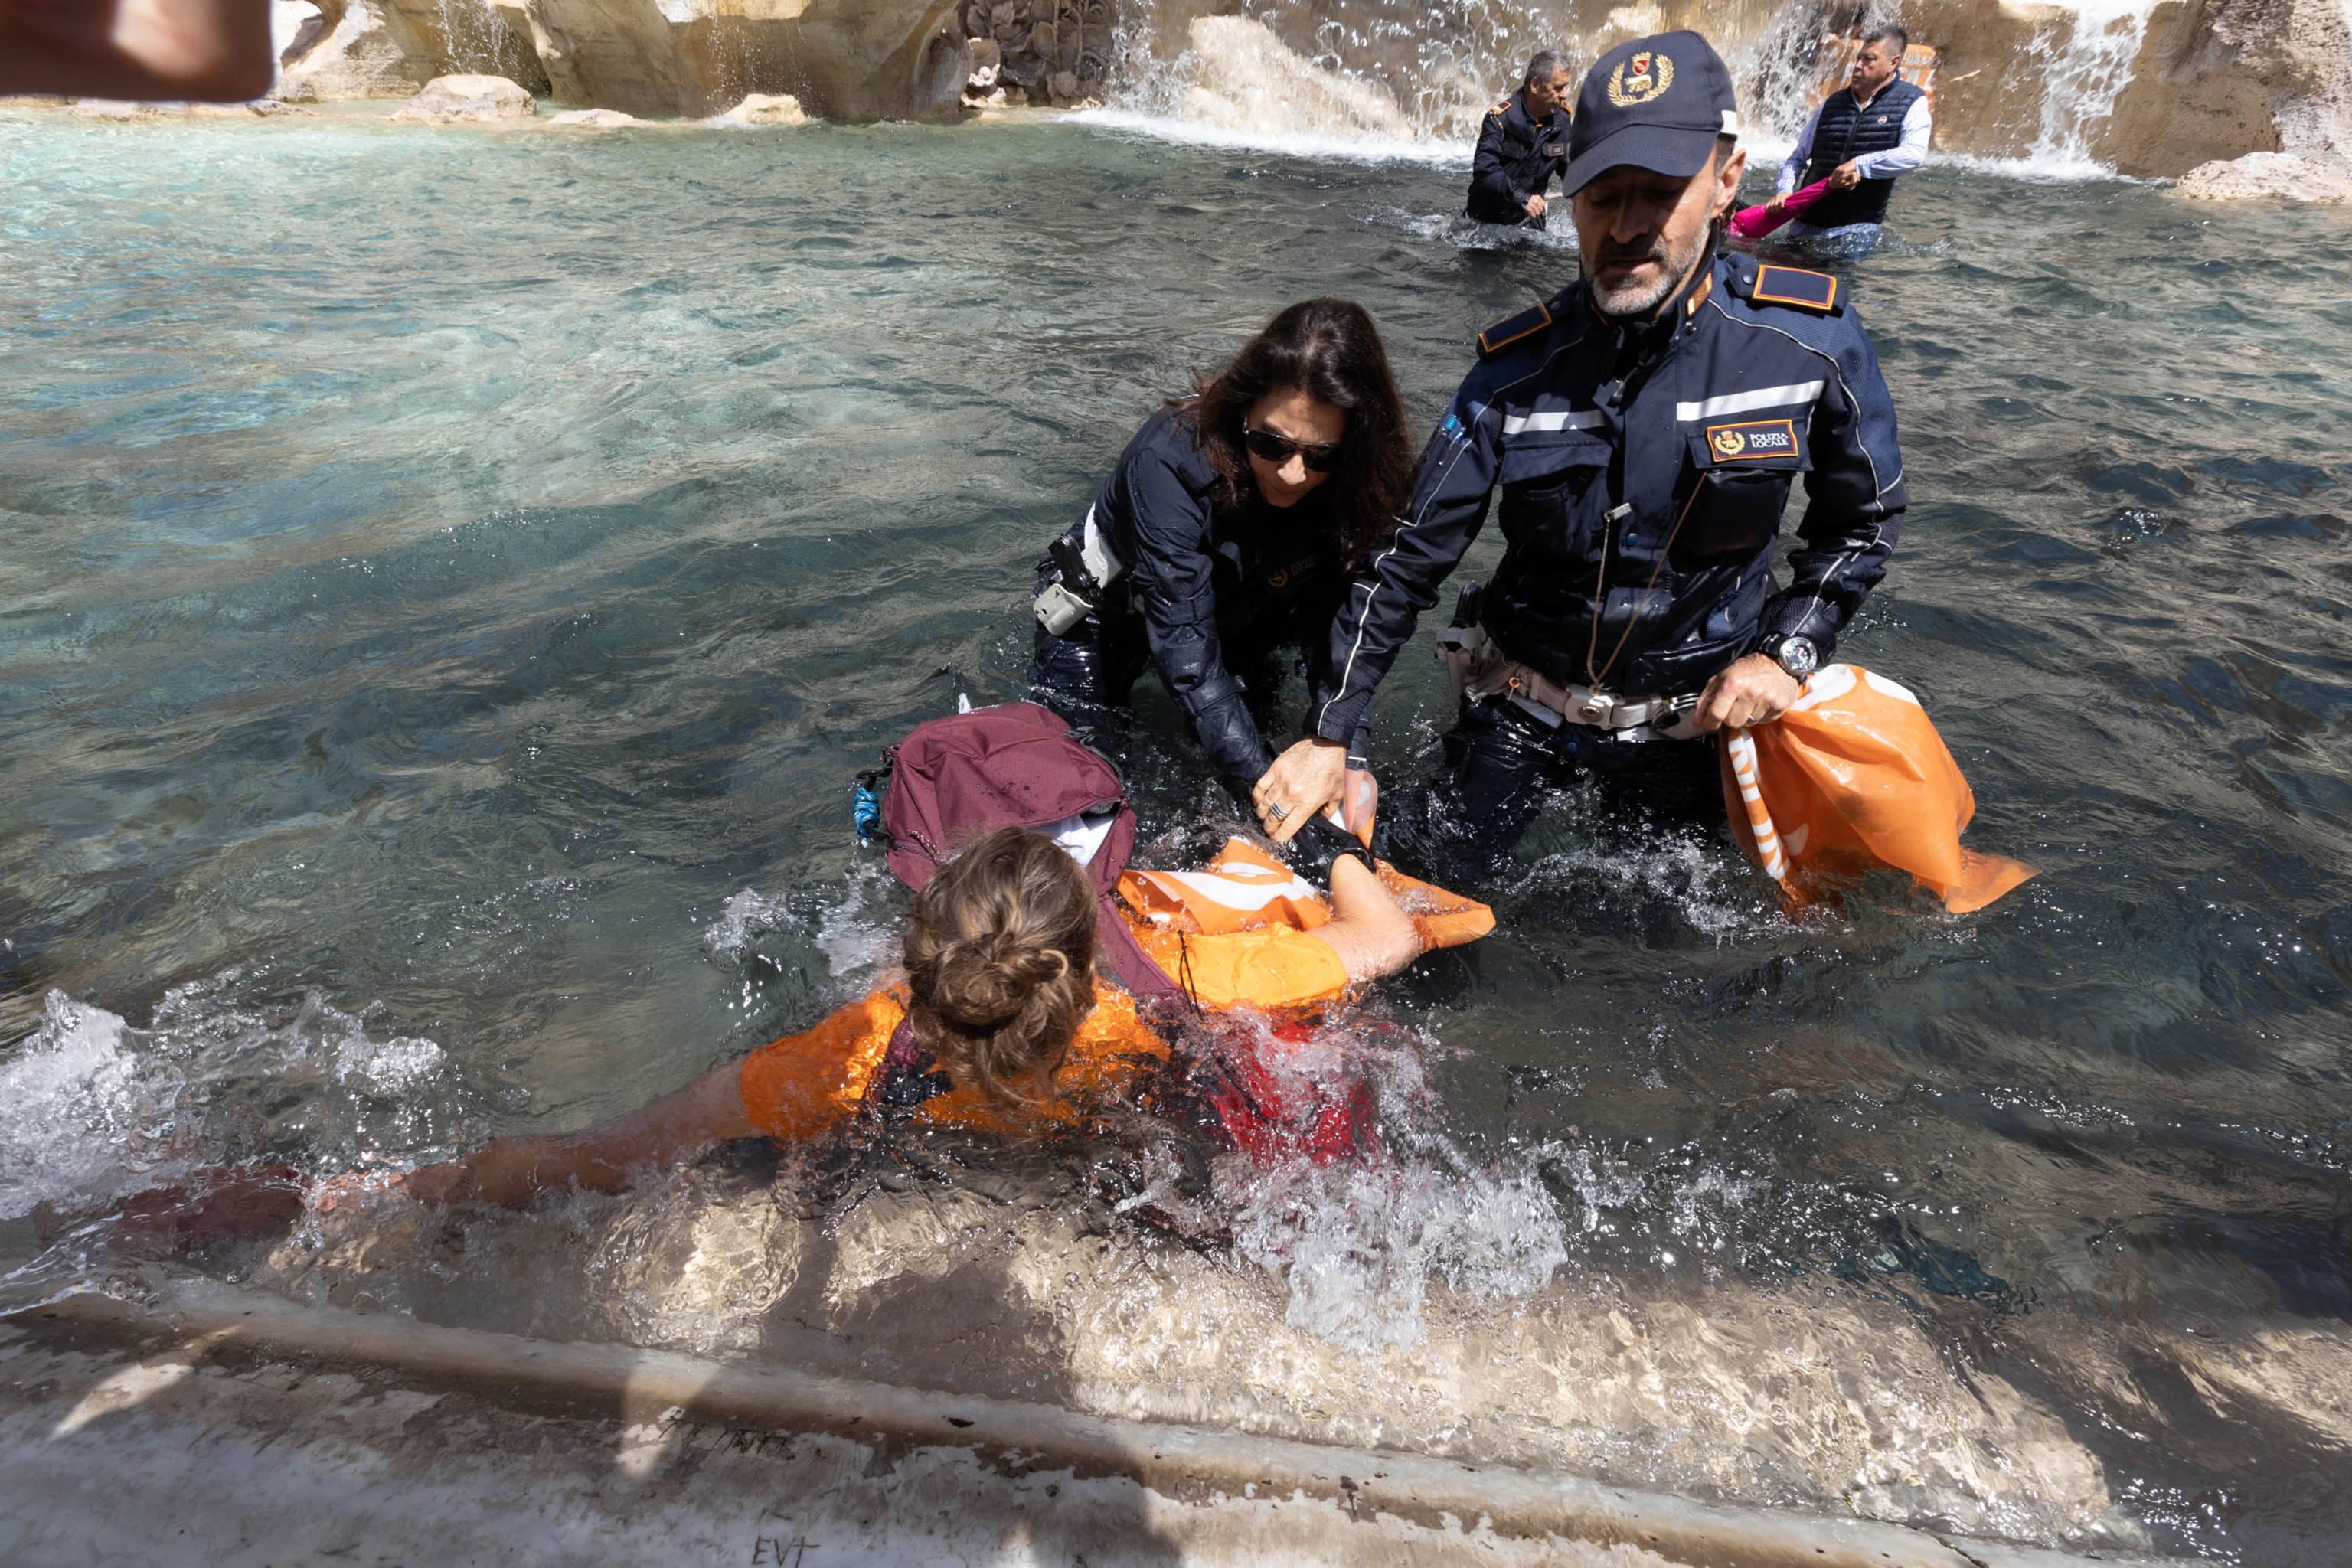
[1243,426,1343,472]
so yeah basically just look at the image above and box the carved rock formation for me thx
[2172,149,2352,200]
[266,0,2352,178]
[2106,0,2352,174]
[543,106,648,126]
[392,73,540,121]
[717,93,810,124]
[278,0,970,119]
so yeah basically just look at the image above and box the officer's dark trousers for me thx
[1027,606,1292,782]
[1433,694,1722,879]
[1028,604,1149,743]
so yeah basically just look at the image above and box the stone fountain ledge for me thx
[0,1282,2197,1568]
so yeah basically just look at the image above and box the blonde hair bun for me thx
[903,828,1098,1106]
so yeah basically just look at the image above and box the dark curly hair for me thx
[1174,298,1413,570]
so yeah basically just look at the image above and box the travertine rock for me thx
[2103,0,2352,175]
[258,0,2352,174]
[717,93,808,125]
[391,73,537,121]
[275,0,438,100]
[2172,149,2352,201]
[543,106,645,126]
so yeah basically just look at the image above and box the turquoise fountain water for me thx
[3,109,2350,1560]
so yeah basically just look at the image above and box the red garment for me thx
[1730,177,1835,240]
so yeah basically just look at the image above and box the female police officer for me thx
[1029,299,1413,862]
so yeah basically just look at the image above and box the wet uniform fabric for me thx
[1030,403,1372,798]
[1466,89,1571,228]
[1306,251,1906,868]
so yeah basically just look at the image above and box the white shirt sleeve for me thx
[1851,96,1932,180]
[1777,106,1819,194]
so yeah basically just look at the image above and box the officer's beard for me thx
[1585,219,1714,322]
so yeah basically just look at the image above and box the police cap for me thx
[1563,31,1740,196]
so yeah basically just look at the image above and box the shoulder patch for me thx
[1477,301,1552,358]
[1749,265,1840,314]
[1491,97,1512,116]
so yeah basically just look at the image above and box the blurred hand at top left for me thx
[2,0,275,101]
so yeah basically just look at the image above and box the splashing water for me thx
[0,979,455,1228]
[1233,1154,1569,1350]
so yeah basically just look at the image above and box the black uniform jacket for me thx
[1084,405,1368,789]
[1467,90,1570,227]
[1305,253,1907,746]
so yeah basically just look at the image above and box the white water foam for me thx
[0,980,450,1224]
[1217,1018,1570,1351]
[1234,1153,1568,1351]
[1086,2,2157,180]
[0,993,147,1222]
[1070,106,1465,165]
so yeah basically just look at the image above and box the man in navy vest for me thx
[1772,28,1931,256]
[1465,51,1573,229]
[1250,31,1907,873]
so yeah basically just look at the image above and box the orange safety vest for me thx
[737,982,1171,1142]
[1119,838,1494,1008]
[738,846,1495,1141]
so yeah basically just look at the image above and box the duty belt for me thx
[1436,623,1701,744]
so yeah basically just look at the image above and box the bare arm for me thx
[1,0,275,101]
[1308,853,1423,984]
[401,1062,760,1206]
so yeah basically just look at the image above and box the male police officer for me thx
[1253,31,1906,868]
[1465,51,1573,229]
[1772,28,1931,256]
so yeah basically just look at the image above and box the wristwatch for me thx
[1759,632,1819,680]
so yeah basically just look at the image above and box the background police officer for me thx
[1255,30,1908,871]
[1465,51,1573,229]
[1772,28,1932,256]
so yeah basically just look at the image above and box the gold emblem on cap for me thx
[1607,50,1674,106]
[1710,426,1746,458]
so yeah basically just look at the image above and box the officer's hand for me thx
[1831,159,1864,191]
[1254,739,1348,844]
[1524,192,1547,219]
[1693,654,1802,733]
[1765,194,1788,217]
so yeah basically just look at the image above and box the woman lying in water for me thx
[396,824,1470,1205]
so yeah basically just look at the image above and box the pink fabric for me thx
[1730,178,1835,240]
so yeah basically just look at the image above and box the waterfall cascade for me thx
[1096,0,2271,175]
[263,0,2352,178]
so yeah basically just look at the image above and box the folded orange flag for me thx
[1721,665,2037,913]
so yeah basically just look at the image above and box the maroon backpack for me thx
[871,702,1181,1001]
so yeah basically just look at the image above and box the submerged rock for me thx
[543,107,646,129]
[392,74,537,123]
[717,93,808,126]
[2172,149,2352,202]
[67,99,164,120]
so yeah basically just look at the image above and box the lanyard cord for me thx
[1175,930,1204,1014]
[1585,474,1710,689]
